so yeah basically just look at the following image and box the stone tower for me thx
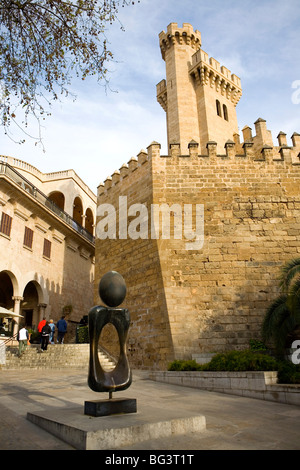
[157,23,242,154]
[95,23,300,370]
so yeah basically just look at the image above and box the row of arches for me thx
[48,192,94,235]
[0,270,47,336]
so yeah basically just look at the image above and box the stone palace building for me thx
[0,156,96,340]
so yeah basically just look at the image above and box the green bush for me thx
[28,329,40,344]
[249,339,267,351]
[168,350,300,384]
[201,350,278,371]
[168,359,202,371]
[277,361,300,384]
[168,350,278,372]
[77,325,89,344]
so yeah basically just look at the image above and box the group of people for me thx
[38,316,68,351]
[17,315,68,356]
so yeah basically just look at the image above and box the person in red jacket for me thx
[38,317,46,332]
[38,317,46,343]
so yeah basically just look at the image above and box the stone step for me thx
[2,344,116,371]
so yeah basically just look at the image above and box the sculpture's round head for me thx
[99,271,126,308]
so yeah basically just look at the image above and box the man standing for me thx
[56,316,67,344]
[17,325,29,357]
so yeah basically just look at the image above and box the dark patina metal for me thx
[98,270,127,308]
[87,271,132,394]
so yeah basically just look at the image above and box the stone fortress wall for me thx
[95,23,300,370]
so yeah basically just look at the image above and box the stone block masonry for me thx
[95,23,300,370]
[148,371,300,406]
[95,129,300,370]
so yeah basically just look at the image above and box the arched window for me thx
[85,208,94,235]
[73,197,83,226]
[216,100,222,117]
[223,104,228,121]
[48,191,65,211]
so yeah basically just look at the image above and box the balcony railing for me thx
[0,161,95,244]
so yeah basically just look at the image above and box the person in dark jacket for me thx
[56,316,67,344]
[41,321,52,351]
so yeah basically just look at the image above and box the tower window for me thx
[223,104,228,121]
[216,100,222,117]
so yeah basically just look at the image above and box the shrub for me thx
[249,339,267,351]
[277,361,300,384]
[168,351,300,384]
[168,350,278,372]
[201,350,278,372]
[29,330,40,344]
[77,325,89,344]
[168,359,201,371]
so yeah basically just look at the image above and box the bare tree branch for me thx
[0,0,139,147]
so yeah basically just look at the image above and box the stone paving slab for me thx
[0,368,300,451]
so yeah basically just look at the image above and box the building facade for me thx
[0,156,96,340]
[95,23,300,370]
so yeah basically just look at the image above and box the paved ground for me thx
[0,368,299,452]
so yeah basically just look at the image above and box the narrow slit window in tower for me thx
[223,104,228,121]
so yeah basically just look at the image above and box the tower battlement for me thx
[159,22,201,60]
[97,119,300,198]
[189,48,242,106]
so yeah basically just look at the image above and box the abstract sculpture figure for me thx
[85,271,136,416]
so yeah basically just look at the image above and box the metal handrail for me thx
[0,333,18,351]
[0,161,95,244]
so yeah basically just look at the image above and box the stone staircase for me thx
[1,343,116,371]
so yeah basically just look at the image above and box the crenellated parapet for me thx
[189,48,242,106]
[98,120,300,199]
[97,146,156,197]
[240,119,300,164]
[156,79,167,112]
[159,22,201,61]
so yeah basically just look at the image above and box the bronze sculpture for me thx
[85,271,136,416]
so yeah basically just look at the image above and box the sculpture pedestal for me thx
[84,398,137,417]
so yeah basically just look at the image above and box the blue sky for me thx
[0,0,299,193]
